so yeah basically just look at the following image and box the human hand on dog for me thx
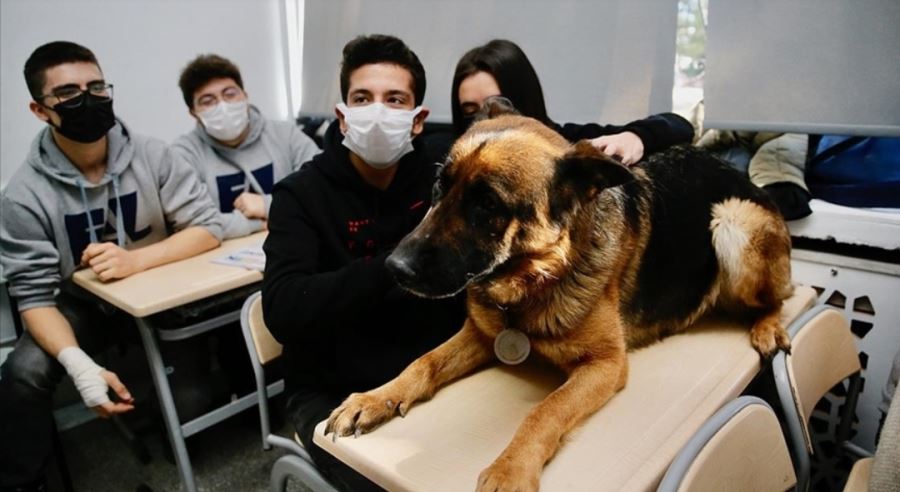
[324,384,416,439]
[590,131,644,165]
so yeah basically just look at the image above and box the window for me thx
[672,0,707,118]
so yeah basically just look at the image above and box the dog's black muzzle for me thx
[386,232,489,299]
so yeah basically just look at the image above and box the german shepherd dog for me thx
[325,108,793,491]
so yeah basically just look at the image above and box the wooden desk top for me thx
[72,232,266,318]
[314,286,817,492]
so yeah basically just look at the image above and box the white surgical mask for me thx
[199,100,249,142]
[337,102,422,169]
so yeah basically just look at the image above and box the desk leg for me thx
[136,317,197,492]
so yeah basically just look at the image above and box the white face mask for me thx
[198,100,249,142]
[337,102,422,169]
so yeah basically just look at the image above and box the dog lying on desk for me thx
[325,104,793,491]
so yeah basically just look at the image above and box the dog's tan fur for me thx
[325,115,792,491]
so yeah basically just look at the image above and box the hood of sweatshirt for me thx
[27,119,138,245]
[28,118,135,189]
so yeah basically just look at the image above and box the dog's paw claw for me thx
[325,390,409,438]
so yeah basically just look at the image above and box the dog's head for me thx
[386,108,633,301]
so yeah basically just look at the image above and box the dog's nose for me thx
[385,253,417,284]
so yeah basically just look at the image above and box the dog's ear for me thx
[473,95,519,123]
[549,140,634,223]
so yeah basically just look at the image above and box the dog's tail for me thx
[710,198,793,357]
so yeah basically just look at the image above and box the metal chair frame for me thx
[240,291,337,492]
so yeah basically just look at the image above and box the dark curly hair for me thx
[178,54,243,109]
[340,34,426,106]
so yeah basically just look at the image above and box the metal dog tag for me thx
[494,329,531,365]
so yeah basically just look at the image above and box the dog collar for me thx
[494,329,531,365]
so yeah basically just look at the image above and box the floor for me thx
[35,328,312,492]
[56,399,309,492]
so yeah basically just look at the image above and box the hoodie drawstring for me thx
[110,174,126,247]
[76,178,100,244]
[242,168,266,196]
[215,114,282,198]
[76,175,126,248]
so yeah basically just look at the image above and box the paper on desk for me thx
[212,244,266,271]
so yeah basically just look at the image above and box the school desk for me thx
[73,231,268,492]
[313,286,818,492]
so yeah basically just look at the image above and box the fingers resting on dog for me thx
[590,131,645,166]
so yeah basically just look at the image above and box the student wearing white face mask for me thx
[262,34,465,491]
[172,54,320,238]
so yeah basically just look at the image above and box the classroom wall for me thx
[299,0,679,125]
[0,0,292,190]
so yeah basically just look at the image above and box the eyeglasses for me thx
[195,86,245,112]
[462,95,516,119]
[39,82,114,107]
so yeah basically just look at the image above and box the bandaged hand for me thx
[590,131,645,166]
[58,347,135,417]
[58,346,108,407]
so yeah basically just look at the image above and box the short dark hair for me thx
[178,54,243,108]
[24,41,101,100]
[340,34,426,106]
[451,39,550,135]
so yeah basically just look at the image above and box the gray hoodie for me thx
[171,105,320,238]
[1,120,224,311]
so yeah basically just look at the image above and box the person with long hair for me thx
[452,39,693,165]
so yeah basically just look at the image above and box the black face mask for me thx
[49,93,116,143]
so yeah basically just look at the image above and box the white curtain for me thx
[704,0,900,137]
[298,0,679,124]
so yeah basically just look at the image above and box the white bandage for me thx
[57,347,110,408]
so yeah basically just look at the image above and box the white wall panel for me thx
[0,0,290,189]
[300,0,679,125]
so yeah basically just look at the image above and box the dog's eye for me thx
[476,194,500,212]
[470,190,507,220]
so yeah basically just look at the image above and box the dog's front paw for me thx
[476,457,541,492]
[324,389,409,439]
[750,317,792,361]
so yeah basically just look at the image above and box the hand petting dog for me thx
[591,131,645,165]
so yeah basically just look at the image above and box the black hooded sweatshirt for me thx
[552,112,695,152]
[262,120,465,395]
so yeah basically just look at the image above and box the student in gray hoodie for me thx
[0,41,223,491]
[172,54,320,239]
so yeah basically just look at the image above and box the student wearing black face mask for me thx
[0,41,223,492]
[37,81,116,143]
